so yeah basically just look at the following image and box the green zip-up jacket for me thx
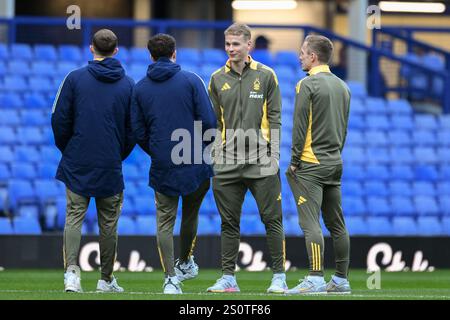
[209,56,281,176]
[290,65,350,167]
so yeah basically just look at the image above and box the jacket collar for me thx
[225,55,258,73]
[308,64,331,76]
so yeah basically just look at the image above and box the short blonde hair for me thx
[224,23,252,41]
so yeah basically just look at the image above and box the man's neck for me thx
[231,59,247,75]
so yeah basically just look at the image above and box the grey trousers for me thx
[63,188,123,281]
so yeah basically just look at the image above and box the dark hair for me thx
[92,29,118,56]
[304,35,334,64]
[147,33,176,60]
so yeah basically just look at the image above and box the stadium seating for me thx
[0,43,448,236]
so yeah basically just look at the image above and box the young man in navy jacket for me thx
[131,34,216,294]
[52,29,135,293]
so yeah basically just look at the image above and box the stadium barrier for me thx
[0,235,448,271]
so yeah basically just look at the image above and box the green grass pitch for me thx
[0,269,449,300]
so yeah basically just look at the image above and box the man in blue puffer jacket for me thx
[131,33,216,294]
[51,29,135,293]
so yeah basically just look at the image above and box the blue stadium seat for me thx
[118,216,136,235]
[24,93,48,109]
[0,109,21,126]
[11,163,37,180]
[414,165,438,181]
[0,146,14,163]
[199,64,221,79]
[122,164,141,181]
[347,114,365,130]
[345,130,364,146]
[390,147,414,164]
[34,44,58,61]
[284,215,302,236]
[365,147,389,164]
[58,45,82,62]
[365,97,387,114]
[387,130,412,147]
[133,196,155,215]
[177,48,201,65]
[34,179,63,204]
[14,146,41,163]
[417,216,443,235]
[349,98,365,115]
[390,196,415,216]
[365,130,388,146]
[342,165,365,181]
[197,215,215,235]
[129,47,149,63]
[135,215,157,235]
[391,115,414,131]
[0,163,10,182]
[121,196,136,217]
[29,76,54,93]
[0,93,23,108]
[388,181,412,197]
[37,163,57,178]
[412,182,436,197]
[11,44,33,60]
[3,75,28,92]
[345,216,366,235]
[39,146,60,164]
[242,194,259,215]
[437,182,450,196]
[437,130,450,147]
[0,61,5,75]
[7,179,36,209]
[0,43,8,60]
[389,165,413,182]
[30,61,57,77]
[13,217,42,235]
[439,115,450,130]
[241,214,265,235]
[342,181,363,197]
[415,114,438,130]
[440,196,450,216]
[342,147,365,164]
[366,115,390,130]
[0,218,13,234]
[8,60,29,76]
[437,148,450,163]
[346,81,367,98]
[363,181,388,197]
[367,196,390,216]
[0,127,18,145]
[18,127,45,145]
[366,217,393,235]
[386,99,412,115]
[202,48,227,65]
[56,61,79,76]
[366,165,389,181]
[342,196,366,216]
[391,217,417,235]
[21,109,48,126]
[414,196,439,216]
[441,217,450,234]
[412,130,436,147]
[274,65,297,83]
[441,165,450,180]
[274,50,299,68]
[251,49,273,66]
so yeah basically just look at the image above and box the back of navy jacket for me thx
[131,57,216,196]
[51,57,135,198]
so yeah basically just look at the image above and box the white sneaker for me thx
[174,256,199,281]
[96,276,124,293]
[207,275,240,293]
[64,265,82,293]
[267,273,288,294]
[163,276,182,294]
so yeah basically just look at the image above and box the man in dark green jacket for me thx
[286,35,351,294]
[206,23,287,294]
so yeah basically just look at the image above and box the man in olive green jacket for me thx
[286,35,351,295]
[206,23,287,294]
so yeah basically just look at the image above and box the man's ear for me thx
[172,50,177,61]
[113,47,119,55]
[89,45,95,54]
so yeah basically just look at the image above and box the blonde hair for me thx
[224,23,252,41]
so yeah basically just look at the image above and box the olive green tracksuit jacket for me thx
[286,64,351,278]
[209,56,281,177]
